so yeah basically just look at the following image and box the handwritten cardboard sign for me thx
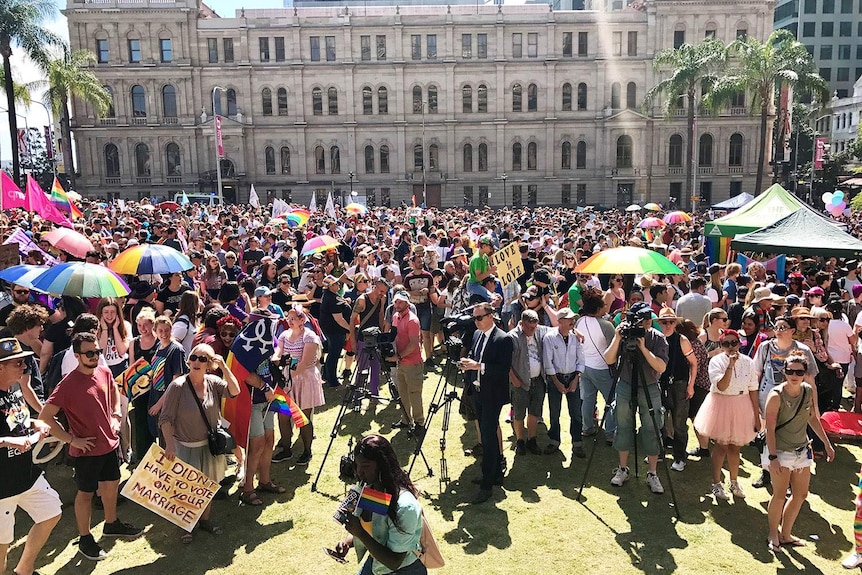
[488,241,524,288]
[121,444,219,532]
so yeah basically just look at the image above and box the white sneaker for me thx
[729,480,746,499]
[671,460,686,472]
[712,482,731,501]
[647,472,664,494]
[610,466,630,487]
[843,552,862,569]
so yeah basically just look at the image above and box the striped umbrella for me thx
[345,203,368,215]
[0,265,50,288]
[30,262,130,297]
[109,244,193,275]
[301,235,339,256]
[638,217,667,228]
[663,211,693,224]
[574,246,682,275]
[290,208,311,218]
[644,202,662,211]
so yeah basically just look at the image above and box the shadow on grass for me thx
[614,492,687,575]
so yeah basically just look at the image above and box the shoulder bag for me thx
[415,509,445,569]
[186,376,236,456]
[753,386,808,453]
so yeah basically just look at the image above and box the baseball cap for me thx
[393,291,410,303]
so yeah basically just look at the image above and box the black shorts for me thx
[74,450,121,493]
[689,386,709,420]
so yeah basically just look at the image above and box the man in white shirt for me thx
[542,308,586,459]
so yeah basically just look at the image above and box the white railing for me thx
[163,117,178,125]
[698,166,713,175]
[166,176,182,183]
[99,118,117,126]
[730,107,747,116]
[136,176,151,184]
[728,165,743,174]
[132,117,147,125]
[105,177,121,185]
[668,166,684,175]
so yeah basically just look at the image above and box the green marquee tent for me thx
[731,208,862,257]
[703,183,818,238]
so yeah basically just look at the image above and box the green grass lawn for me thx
[11,367,862,575]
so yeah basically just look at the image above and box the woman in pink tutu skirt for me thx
[272,305,325,466]
[695,329,762,501]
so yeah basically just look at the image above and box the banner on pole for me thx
[814,137,826,170]
[44,126,53,160]
[215,115,224,159]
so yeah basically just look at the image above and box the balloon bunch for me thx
[822,191,851,217]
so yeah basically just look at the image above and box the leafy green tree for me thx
[644,37,726,206]
[43,48,111,192]
[709,29,829,196]
[0,0,64,185]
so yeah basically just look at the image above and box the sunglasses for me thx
[281,280,291,284]
[659,320,676,325]
[775,326,792,332]
[473,313,492,322]
[220,331,238,338]
[188,354,211,363]
[79,349,103,358]
[818,318,830,322]
[720,340,740,348]
[13,289,29,295]
[613,278,623,282]
[784,368,806,376]
[715,317,729,322]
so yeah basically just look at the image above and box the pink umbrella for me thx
[43,228,95,259]
[663,211,693,224]
[638,217,666,229]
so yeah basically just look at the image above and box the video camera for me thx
[360,326,397,361]
[618,303,652,352]
[441,315,473,361]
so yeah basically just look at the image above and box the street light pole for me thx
[348,171,354,202]
[809,113,832,205]
[501,172,507,208]
[421,100,427,207]
[211,86,226,203]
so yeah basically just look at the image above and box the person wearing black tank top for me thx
[128,309,158,462]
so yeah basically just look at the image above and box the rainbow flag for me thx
[49,177,82,220]
[357,486,392,515]
[268,386,309,427]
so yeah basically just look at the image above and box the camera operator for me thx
[388,292,424,434]
[604,302,669,494]
[515,286,559,327]
[460,302,513,504]
[349,278,389,397]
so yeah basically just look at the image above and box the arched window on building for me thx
[105,144,120,177]
[577,83,588,110]
[611,83,621,110]
[463,144,473,172]
[104,86,115,117]
[478,143,488,171]
[428,85,438,113]
[728,133,743,166]
[616,135,632,168]
[562,83,572,111]
[668,135,683,167]
[429,144,439,170]
[162,85,177,118]
[226,88,237,116]
[462,85,472,113]
[576,141,587,169]
[561,141,572,169]
[477,84,488,113]
[265,146,276,174]
[414,144,424,170]
[281,147,291,174]
[277,88,288,116]
[131,85,146,117]
[527,142,537,170]
[626,82,637,109]
[378,87,388,114]
[328,87,338,115]
[412,85,423,113]
[512,84,522,112]
[512,142,522,171]
[261,88,273,116]
[365,145,375,173]
[699,133,713,166]
[330,145,341,173]
[363,86,373,115]
[379,145,390,173]
[135,143,150,176]
[165,143,181,175]
[314,145,325,173]
[312,88,322,115]
[527,83,537,111]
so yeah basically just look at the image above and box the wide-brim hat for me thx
[790,306,814,319]
[658,307,680,321]
[752,287,780,304]
[130,281,154,299]
[0,338,33,362]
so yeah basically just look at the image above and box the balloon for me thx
[835,191,845,201]
[822,192,833,204]
[832,195,843,206]
[844,208,852,216]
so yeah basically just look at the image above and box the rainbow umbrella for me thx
[109,243,193,275]
[30,262,130,297]
[290,208,311,218]
[43,228,94,259]
[301,235,339,256]
[638,217,666,228]
[268,217,288,227]
[663,211,693,224]
[286,212,309,227]
[644,202,662,212]
[0,265,50,289]
[345,203,368,216]
[574,246,682,275]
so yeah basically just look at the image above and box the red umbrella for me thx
[158,201,181,212]
[43,228,95,259]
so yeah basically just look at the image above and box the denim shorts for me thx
[248,402,275,439]
[415,305,432,332]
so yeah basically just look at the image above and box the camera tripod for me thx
[408,338,463,491]
[576,344,681,520]
[311,339,431,492]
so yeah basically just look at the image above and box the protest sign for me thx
[488,241,524,287]
[121,444,219,532]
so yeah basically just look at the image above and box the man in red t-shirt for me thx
[389,291,424,433]
[40,332,142,562]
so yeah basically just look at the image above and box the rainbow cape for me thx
[269,386,309,427]
[357,486,392,515]
[49,177,82,220]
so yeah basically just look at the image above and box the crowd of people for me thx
[1,197,862,572]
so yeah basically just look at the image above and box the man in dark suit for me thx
[460,302,513,504]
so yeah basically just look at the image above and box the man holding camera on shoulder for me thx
[604,302,669,494]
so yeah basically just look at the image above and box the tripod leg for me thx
[310,392,353,492]
[636,363,682,520]
[577,371,620,501]
[408,359,456,477]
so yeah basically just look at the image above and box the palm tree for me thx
[0,67,39,107]
[644,38,726,207]
[708,29,829,196]
[0,0,64,185]
[43,48,111,192]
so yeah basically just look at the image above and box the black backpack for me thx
[42,349,67,399]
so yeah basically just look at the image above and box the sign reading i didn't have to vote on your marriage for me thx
[121,444,219,532]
